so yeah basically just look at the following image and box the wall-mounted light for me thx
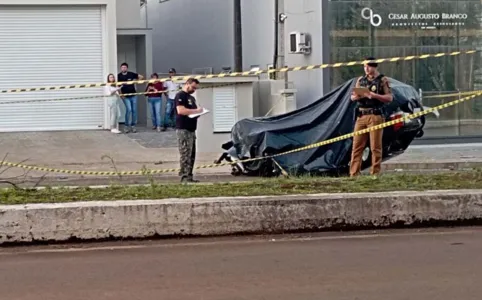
[279,13,288,23]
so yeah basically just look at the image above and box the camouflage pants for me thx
[176,129,196,179]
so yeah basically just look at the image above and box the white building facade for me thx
[0,0,152,132]
[142,0,331,108]
[144,0,482,139]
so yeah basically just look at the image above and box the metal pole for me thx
[234,0,243,72]
[457,89,461,136]
[273,0,279,76]
[277,0,286,84]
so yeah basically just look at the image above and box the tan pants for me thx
[349,114,384,177]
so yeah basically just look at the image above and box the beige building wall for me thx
[116,0,142,29]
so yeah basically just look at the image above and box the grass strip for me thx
[2,171,482,205]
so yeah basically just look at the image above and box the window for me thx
[328,0,482,137]
[213,86,237,132]
[328,0,482,90]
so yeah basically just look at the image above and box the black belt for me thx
[358,108,382,116]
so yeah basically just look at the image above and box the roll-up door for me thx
[0,6,105,132]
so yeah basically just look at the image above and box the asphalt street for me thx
[1,228,481,300]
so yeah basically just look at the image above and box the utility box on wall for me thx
[289,31,311,55]
[280,89,297,112]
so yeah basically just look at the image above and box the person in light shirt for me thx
[103,74,122,134]
[163,68,181,130]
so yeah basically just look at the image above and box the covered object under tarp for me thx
[228,77,422,175]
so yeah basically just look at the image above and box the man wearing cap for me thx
[349,57,393,177]
[162,68,181,131]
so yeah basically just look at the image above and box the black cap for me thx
[168,68,176,73]
[365,57,378,67]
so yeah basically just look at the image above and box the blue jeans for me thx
[122,96,137,127]
[148,97,162,127]
[164,98,175,128]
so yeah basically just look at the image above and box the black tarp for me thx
[229,77,422,174]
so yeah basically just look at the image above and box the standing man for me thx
[175,78,203,183]
[349,57,393,177]
[163,68,181,131]
[117,62,144,133]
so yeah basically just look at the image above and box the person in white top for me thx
[162,68,181,130]
[104,74,122,134]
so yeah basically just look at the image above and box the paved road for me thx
[1,229,482,300]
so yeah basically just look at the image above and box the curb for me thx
[2,190,482,245]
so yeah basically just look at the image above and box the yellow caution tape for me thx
[2,91,481,176]
[423,90,482,99]
[0,91,164,106]
[0,82,242,106]
[0,50,477,94]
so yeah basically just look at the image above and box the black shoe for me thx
[181,176,199,183]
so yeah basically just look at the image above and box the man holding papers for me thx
[175,78,205,183]
[349,57,393,178]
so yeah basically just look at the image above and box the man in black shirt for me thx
[117,62,144,133]
[175,78,204,183]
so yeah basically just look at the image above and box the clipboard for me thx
[189,108,210,118]
[353,87,370,96]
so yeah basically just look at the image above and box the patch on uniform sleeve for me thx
[382,77,392,93]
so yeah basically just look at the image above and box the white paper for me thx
[188,108,210,118]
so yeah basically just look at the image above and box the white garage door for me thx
[0,6,105,132]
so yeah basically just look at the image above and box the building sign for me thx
[361,7,469,28]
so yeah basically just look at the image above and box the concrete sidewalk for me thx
[0,130,230,185]
[384,143,482,171]
[2,190,482,245]
[1,131,482,186]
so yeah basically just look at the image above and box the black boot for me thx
[181,175,199,183]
